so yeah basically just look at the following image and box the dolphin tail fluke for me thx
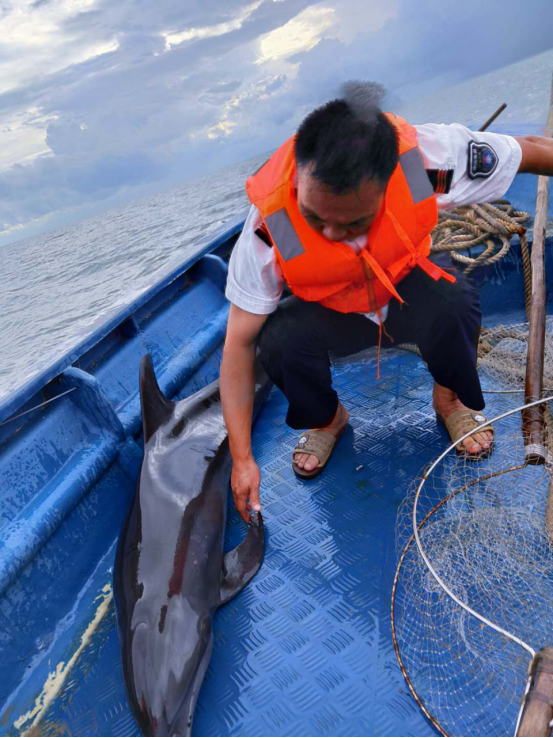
[219,511,265,604]
[140,354,175,443]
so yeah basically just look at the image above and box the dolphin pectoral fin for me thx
[140,354,175,443]
[219,511,265,605]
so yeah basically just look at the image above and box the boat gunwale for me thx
[0,211,248,426]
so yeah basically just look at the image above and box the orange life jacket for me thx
[246,113,455,315]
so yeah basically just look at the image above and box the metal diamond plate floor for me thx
[33,347,512,738]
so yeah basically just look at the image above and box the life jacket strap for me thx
[374,310,395,381]
[385,208,456,286]
[416,254,456,284]
[361,251,404,305]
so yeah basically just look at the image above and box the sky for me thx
[1,0,552,245]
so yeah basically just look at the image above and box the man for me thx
[220,81,553,523]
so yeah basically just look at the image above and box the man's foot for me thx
[294,402,349,472]
[432,382,493,456]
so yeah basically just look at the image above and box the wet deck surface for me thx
[32,345,519,737]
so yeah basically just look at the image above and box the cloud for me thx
[207,80,244,95]
[290,0,553,107]
[0,0,120,95]
[0,0,552,245]
[0,0,326,238]
[255,5,336,64]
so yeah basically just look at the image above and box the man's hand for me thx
[231,456,261,523]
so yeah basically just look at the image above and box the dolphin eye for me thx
[169,417,187,438]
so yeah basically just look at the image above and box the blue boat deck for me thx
[5,341,528,738]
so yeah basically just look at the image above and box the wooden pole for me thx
[479,102,507,132]
[517,648,553,737]
[523,73,553,465]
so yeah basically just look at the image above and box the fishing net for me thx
[392,197,553,737]
[479,318,553,394]
[392,407,553,737]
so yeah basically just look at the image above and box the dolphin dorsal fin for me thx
[219,512,265,605]
[139,354,175,443]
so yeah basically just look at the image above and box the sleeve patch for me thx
[425,169,454,194]
[467,139,498,179]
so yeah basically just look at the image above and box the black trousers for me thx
[257,255,484,430]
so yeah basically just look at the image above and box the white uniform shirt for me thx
[225,124,522,323]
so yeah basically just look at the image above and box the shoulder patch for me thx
[467,139,498,179]
[425,169,454,195]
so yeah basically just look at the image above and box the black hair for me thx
[294,81,399,195]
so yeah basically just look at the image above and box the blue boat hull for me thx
[0,135,552,736]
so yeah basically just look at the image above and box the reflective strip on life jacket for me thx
[264,209,305,261]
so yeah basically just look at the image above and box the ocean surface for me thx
[2,48,553,408]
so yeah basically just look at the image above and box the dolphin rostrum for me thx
[113,355,270,736]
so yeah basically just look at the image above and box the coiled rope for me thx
[432,200,529,276]
[399,199,530,364]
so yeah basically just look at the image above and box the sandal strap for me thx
[293,430,337,467]
[443,409,494,451]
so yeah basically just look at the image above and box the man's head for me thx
[295,82,398,241]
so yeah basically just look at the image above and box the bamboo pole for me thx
[523,73,553,464]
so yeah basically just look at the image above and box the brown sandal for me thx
[437,409,494,460]
[292,425,348,479]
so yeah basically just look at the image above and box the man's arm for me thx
[515,135,553,176]
[220,304,268,523]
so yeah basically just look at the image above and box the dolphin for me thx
[113,355,270,737]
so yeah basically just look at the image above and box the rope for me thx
[399,199,531,369]
[431,200,530,276]
[0,387,78,427]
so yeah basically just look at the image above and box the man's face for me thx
[297,166,385,242]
